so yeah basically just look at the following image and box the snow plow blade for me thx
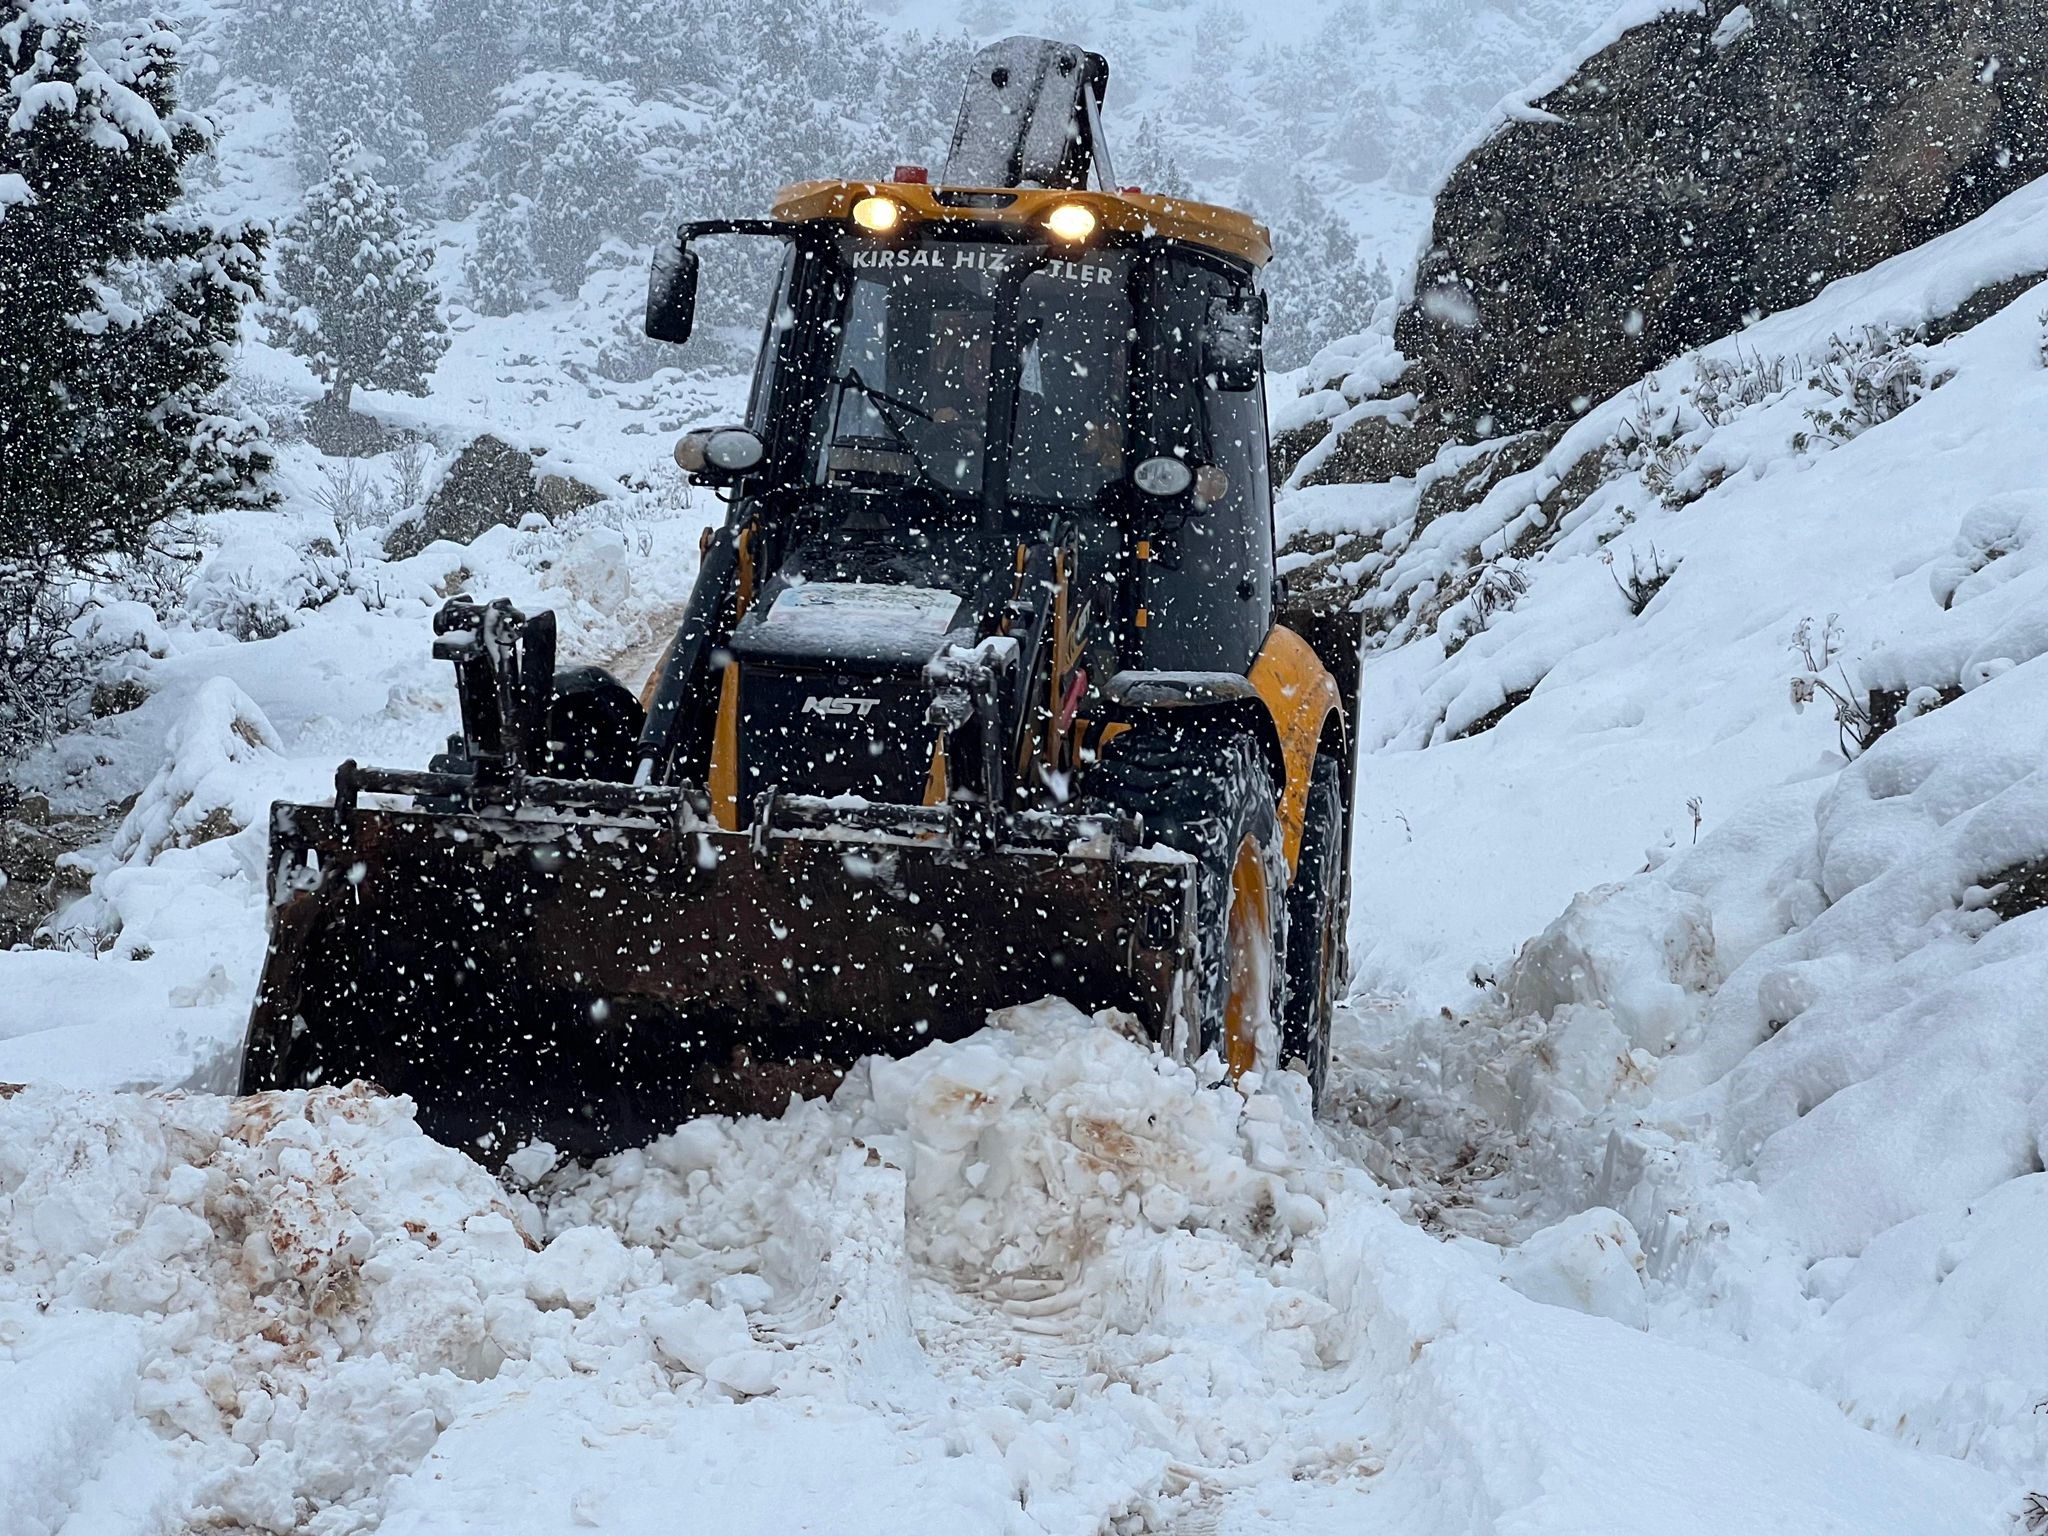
[239,782,1196,1160]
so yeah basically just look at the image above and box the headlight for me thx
[1133,456,1194,497]
[852,196,905,233]
[1044,202,1098,242]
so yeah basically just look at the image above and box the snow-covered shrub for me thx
[1788,614,1880,758]
[1692,350,1796,419]
[1439,559,1531,658]
[1605,544,1680,616]
[312,458,393,539]
[1602,395,1698,511]
[105,545,201,626]
[107,678,283,867]
[186,532,354,640]
[0,567,93,773]
[1119,113,1194,200]
[463,196,539,317]
[229,366,312,447]
[1929,494,2048,615]
[386,441,434,520]
[1604,351,1795,510]
[3,565,174,775]
[1794,327,1952,452]
[290,41,427,189]
[307,459,404,610]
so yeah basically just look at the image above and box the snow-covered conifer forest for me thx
[5,0,2048,1530]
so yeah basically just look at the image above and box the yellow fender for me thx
[1250,626,1344,872]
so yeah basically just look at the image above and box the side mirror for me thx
[1202,293,1261,392]
[675,427,765,485]
[645,239,700,345]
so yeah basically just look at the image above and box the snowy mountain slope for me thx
[140,0,1619,379]
[0,371,736,1090]
[0,1008,2016,1536]
[1307,170,2048,1001]
[1296,170,2048,1491]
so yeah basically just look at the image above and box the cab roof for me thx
[771,179,1273,270]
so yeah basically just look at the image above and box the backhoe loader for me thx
[240,37,1364,1160]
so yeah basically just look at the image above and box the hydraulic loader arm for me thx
[635,522,746,786]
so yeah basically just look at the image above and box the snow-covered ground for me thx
[12,207,2048,1525]
[0,300,737,1094]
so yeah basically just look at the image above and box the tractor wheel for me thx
[1085,726,1286,1078]
[542,666,644,781]
[1281,754,1346,1105]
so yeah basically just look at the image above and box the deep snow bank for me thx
[0,1005,2017,1536]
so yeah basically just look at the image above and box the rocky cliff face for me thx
[1396,0,2047,435]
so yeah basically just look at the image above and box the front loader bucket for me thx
[240,798,1197,1160]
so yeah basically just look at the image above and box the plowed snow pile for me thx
[0,1004,2016,1536]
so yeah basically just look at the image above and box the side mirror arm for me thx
[644,218,795,347]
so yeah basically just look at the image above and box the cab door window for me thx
[1135,263,1273,675]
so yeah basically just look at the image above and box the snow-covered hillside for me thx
[1294,168,2048,1498]
[142,0,1620,378]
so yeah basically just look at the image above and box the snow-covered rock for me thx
[105,678,283,869]
[1500,1207,1649,1328]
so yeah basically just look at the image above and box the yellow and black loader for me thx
[240,37,1363,1159]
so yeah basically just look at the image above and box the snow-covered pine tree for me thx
[747,0,883,107]
[232,0,430,189]
[404,0,528,147]
[276,132,448,413]
[0,0,271,570]
[292,45,428,190]
[474,72,682,295]
[463,195,539,317]
[1,0,269,765]
[881,29,976,171]
[1262,175,1392,370]
[1122,115,1194,200]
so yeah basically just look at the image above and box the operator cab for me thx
[643,36,1280,814]
[819,235,1132,508]
[655,183,1275,676]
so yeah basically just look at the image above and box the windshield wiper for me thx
[838,367,932,425]
[830,368,951,495]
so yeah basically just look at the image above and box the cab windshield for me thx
[816,239,1133,508]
